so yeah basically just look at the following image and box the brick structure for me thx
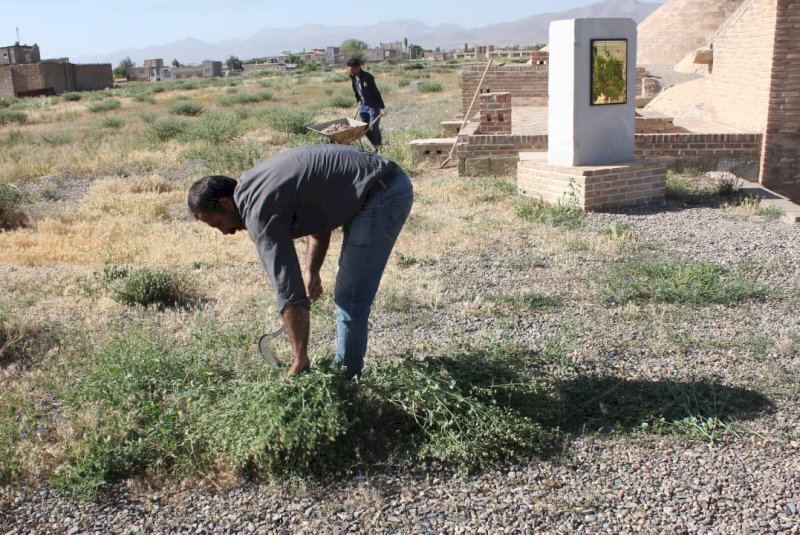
[759,0,800,200]
[453,129,761,178]
[637,0,746,65]
[461,64,548,112]
[0,43,112,98]
[518,153,666,211]
[478,92,512,134]
[706,0,776,132]
[0,44,40,66]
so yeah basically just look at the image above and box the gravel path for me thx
[3,195,799,533]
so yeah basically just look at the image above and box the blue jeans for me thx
[332,169,413,378]
[359,104,382,148]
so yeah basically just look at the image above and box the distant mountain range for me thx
[76,0,661,65]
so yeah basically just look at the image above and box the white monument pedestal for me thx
[518,18,666,210]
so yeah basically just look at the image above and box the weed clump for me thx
[145,117,191,142]
[600,258,768,305]
[419,81,444,93]
[61,92,82,102]
[0,110,27,125]
[87,99,121,113]
[514,197,584,229]
[217,91,274,107]
[169,101,204,116]
[40,131,72,145]
[184,141,264,175]
[183,112,243,143]
[0,181,29,229]
[100,117,125,129]
[97,264,194,307]
[327,92,353,108]
[259,107,316,135]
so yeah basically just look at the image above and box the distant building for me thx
[0,43,112,98]
[129,59,223,82]
[0,43,40,66]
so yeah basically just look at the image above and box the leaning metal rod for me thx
[440,58,493,168]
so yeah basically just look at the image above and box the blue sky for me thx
[3,0,662,60]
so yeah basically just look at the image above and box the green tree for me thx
[284,52,302,65]
[225,55,243,71]
[171,59,183,68]
[408,44,424,60]
[341,38,369,59]
[113,57,135,80]
[591,47,626,103]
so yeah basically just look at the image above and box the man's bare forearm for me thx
[283,304,310,374]
[305,232,331,273]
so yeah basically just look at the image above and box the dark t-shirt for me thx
[233,144,399,312]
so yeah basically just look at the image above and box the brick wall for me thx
[461,64,548,113]
[760,0,800,200]
[637,0,745,65]
[478,92,512,134]
[39,62,74,94]
[74,64,113,91]
[0,66,13,98]
[706,0,776,133]
[5,63,45,94]
[457,131,762,177]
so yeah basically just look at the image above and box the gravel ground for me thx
[3,193,800,532]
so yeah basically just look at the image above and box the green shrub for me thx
[151,85,167,93]
[184,141,264,175]
[397,78,411,87]
[182,112,243,143]
[0,130,30,147]
[419,80,443,93]
[61,92,82,102]
[217,91,274,107]
[145,117,191,142]
[599,259,768,305]
[139,111,157,124]
[133,94,156,104]
[405,62,425,70]
[98,264,193,307]
[87,99,121,113]
[0,181,29,229]
[0,110,27,125]
[40,131,73,145]
[100,117,125,129]
[328,93,354,108]
[259,107,316,134]
[168,101,204,116]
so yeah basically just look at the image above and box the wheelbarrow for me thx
[307,112,383,146]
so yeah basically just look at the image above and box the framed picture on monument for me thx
[590,39,627,105]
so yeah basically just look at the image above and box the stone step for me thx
[409,138,456,161]
[440,120,464,136]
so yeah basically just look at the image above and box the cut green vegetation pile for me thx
[1,324,548,496]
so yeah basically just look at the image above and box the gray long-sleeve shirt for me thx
[233,144,399,312]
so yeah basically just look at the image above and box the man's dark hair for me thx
[187,175,237,216]
[346,58,362,68]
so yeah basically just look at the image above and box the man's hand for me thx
[303,270,323,303]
